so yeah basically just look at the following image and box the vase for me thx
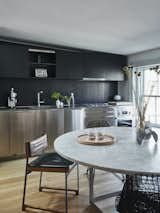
[136,126,152,145]
[56,99,61,108]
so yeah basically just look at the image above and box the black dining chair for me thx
[22,134,79,213]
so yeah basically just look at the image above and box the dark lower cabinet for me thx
[56,50,84,79]
[0,42,29,78]
[83,52,126,81]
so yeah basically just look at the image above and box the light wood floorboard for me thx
[0,159,123,213]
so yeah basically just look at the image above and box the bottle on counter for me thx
[8,88,17,108]
[56,99,61,108]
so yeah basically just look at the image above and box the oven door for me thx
[85,119,110,128]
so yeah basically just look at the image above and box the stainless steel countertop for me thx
[0,102,133,111]
[0,105,85,111]
[0,104,109,111]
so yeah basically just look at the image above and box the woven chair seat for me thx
[29,152,73,168]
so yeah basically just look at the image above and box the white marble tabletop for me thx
[54,127,160,175]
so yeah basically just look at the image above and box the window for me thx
[144,68,160,124]
[133,66,160,124]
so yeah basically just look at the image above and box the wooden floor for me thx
[0,159,123,213]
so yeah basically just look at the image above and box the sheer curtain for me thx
[132,65,160,124]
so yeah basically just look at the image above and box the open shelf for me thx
[28,48,56,78]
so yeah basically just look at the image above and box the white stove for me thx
[108,101,133,106]
[83,101,135,128]
[108,102,135,127]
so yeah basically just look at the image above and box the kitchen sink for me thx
[16,106,33,109]
[16,105,55,110]
[0,105,82,110]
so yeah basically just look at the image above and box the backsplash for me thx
[0,78,118,106]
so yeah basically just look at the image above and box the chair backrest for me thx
[25,134,48,157]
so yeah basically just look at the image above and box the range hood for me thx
[82,77,107,81]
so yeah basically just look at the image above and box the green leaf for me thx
[51,92,62,100]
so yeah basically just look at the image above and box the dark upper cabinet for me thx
[0,41,126,81]
[83,52,126,81]
[56,50,83,79]
[0,42,29,78]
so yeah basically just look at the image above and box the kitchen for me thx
[1,1,160,213]
[0,41,135,159]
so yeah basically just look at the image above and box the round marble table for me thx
[54,127,160,213]
[54,126,160,176]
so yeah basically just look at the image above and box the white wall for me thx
[128,48,160,67]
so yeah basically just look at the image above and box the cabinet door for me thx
[9,110,40,155]
[0,42,29,78]
[103,54,126,81]
[56,50,83,79]
[9,111,26,155]
[45,109,64,151]
[83,52,126,81]
[0,112,10,157]
[84,52,106,79]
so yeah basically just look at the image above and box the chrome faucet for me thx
[37,91,44,107]
[70,92,75,108]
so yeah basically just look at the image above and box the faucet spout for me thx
[70,92,75,108]
[37,91,44,107]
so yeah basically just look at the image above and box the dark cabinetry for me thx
[29,49,56,78]
[56,50,83,79]
[0,41,126,81]
[83,52,125,81]
[0,42,29,78]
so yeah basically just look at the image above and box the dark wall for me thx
[0,78,117,106]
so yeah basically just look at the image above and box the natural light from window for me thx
[144,69,160,124]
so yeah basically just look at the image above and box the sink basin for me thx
[16,105,55,110]
[36,105,55,109]
[0,105,82,110]
[16,106,33,109]
[0,106,8,109]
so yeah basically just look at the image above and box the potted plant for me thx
[51,92,63,108]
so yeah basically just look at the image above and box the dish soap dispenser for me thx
[8,88,17,108]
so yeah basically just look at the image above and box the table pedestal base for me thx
[88,167,121,213]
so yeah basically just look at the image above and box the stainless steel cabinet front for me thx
[9,110,37,155]
[45,109,64,151]
[64,108,85,133]
[9,109,64,156]
[0,108,81,158]
[0,112,10,157]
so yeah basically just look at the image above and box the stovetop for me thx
[82,103,108,107]
[108,101,133,106]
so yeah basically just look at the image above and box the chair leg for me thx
[65,172,68,213]
[39,171,43,192]
[76,163,79,195]
[22,169,28,211]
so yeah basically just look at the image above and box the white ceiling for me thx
[0,0,160,55]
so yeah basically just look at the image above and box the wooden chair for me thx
[22,134,79,213]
